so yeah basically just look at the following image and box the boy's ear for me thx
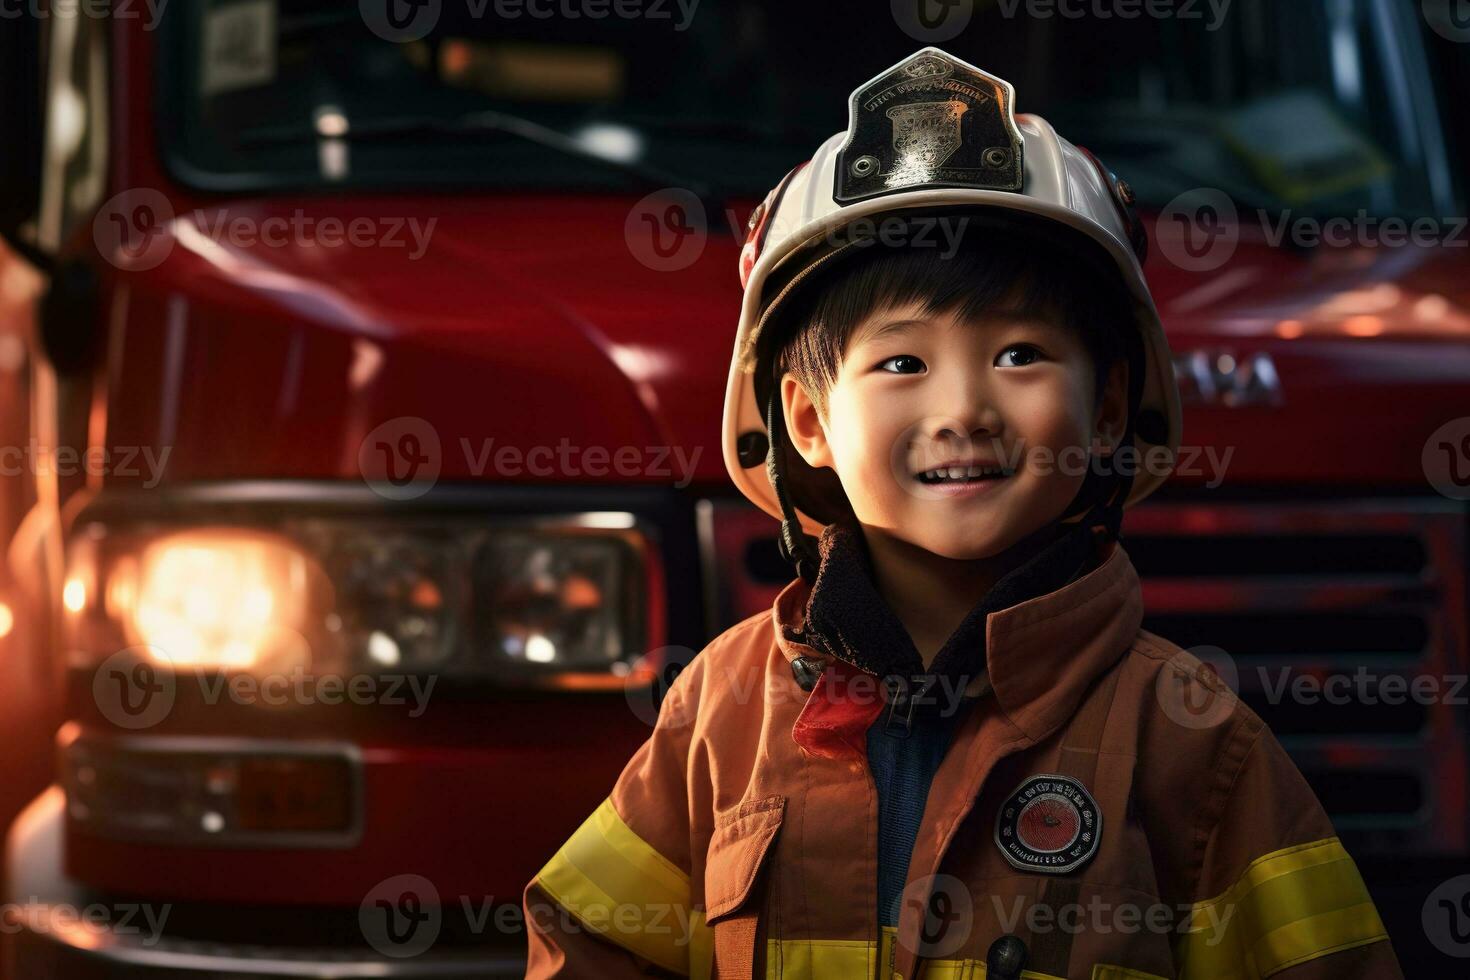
[1094,358,1129,455]
[781,373,834,471]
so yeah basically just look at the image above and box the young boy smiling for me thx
[525,48,1401,980]
[772,226,1134,668]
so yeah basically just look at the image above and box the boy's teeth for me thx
[919,464,1007,482]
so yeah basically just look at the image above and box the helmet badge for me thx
[835,47,1024,203]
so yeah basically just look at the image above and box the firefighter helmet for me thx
[722,47,1182,568]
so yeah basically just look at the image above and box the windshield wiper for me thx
[237,109,720,201]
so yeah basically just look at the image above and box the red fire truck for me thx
[1,2,1466,976]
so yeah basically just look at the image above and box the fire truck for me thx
[0,1,1466,975]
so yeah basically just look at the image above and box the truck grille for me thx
[701,496,1468,857]
[1126,499,1468,856]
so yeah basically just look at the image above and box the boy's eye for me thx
[995,344,1044,368]
[877,354,926,374]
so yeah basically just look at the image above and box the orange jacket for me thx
[523,542,1402,979]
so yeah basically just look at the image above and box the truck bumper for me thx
[3,788,526,980]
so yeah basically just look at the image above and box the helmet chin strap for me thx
[765,388,822,583]
[1079,470,1128,545]
[1070,418,1138,542]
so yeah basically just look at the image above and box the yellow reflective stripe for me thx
[766,937,877,978]
[758,932,1063,979]
[1091,965,1170,980]
[1177,836,1388,979]
[534,797,694,974]
[1255,900,1387,971]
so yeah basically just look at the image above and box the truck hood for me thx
[108,194,746,486]
[1141,215,1470,491]
[104,197,1470,492]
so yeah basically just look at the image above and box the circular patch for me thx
[995,774,1101,875]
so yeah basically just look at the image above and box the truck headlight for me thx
[303,520,650,680]
[63,514,652,687]
[473,529,643,672]
[132,530,314,670]
[65,527,323,674]
[308,530,460,673]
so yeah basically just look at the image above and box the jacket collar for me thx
[773,532,1144,744]
[794,519,1103,685]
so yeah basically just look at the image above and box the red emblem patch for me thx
[995,774,1101,875]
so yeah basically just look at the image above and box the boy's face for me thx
[782,299,1128,561]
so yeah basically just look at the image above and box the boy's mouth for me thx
[914,462,1015,485]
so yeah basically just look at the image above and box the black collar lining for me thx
[799,519,1104,690]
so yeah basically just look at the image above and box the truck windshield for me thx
[161,0,1442,214]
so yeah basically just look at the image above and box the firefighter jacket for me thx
[523,536,1402,979]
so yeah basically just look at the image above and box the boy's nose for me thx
[922,375,1002,443]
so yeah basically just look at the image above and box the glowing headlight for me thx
[129,531,312,670]
[65,530,317,672]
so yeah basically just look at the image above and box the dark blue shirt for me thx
[866,693,979,927]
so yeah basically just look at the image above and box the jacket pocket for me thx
[703,795,786,979]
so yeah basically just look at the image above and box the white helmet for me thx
[721,47,1181,557]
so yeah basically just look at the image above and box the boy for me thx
[523,48,1401,979]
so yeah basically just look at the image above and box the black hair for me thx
[765,212,1138,421]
